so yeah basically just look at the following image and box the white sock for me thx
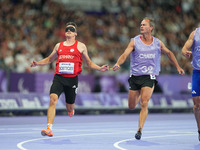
[47,123,53,130]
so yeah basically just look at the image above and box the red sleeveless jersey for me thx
[55,41,82,77]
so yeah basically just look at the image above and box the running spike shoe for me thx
[68,110,75,117]
[135,131,142,140]
[41,127,53,137]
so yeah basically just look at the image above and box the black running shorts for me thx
[50,74,78,104]
[128,75,157,90]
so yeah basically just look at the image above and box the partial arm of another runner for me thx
[182,30,194,58]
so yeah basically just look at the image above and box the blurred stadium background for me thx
[0,0,199,116]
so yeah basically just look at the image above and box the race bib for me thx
[59,62,74,74]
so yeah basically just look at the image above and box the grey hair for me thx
[143,17,155,33]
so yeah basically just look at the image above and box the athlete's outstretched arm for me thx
[31,43,59,67]
[182,30,195,58]
[160,41,185,75]
[112,40,135,71]
[81,43,109,72]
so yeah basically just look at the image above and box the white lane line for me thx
[0,132,36,135]
[17,131,129,150]
[0,129,131,135]
[113,133,195,150]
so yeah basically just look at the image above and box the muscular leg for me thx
[41,93,58,136]
[138,86,154,132]
[47,93,59,124]
[193,96,200,131]
[128,90,140,110]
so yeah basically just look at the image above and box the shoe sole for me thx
[41,130,53,137]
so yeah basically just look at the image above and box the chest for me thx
[57,47,78,55]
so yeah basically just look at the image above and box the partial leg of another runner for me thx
[193,96,200,141]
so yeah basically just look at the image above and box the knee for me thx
[193,103,200,110]
[140,101,148,109]
[128,98,137,110]
[49,95,58,106]
[128,104,136,110]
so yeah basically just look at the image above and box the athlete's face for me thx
[65,25,77,37]
[140,19,153,34]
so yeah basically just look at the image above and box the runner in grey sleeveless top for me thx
[182,27,200,141]
[130,35,161,76]
[112,17,184,140]
[191,28,200,70]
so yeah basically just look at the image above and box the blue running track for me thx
[0,113,199,150]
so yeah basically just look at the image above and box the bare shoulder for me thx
[56,42,61,48]
[56,42,60,46]
[53,42,61,52]
[126,39,135,50]
[77,41,87,53]
[159,40,170,52]
[159,40,165,48]
[189,30,196,39]
[131,39,135,45]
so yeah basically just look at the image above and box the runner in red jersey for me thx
[55,40,82,77]
[31,22,109,137]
